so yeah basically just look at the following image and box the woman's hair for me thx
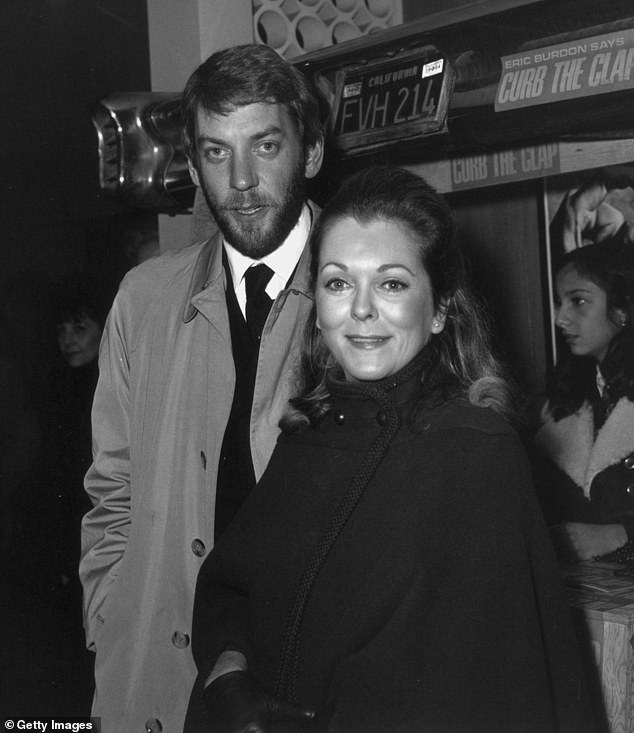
[282,165,515,430]
[546,241,634,419]
[182,44,323,160]
[56,272,109,329]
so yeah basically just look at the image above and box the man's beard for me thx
[200,160,307,259]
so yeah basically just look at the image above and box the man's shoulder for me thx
[116,236,218,313]
[123,240,205,285]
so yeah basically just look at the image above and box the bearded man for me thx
[79,44,324,733]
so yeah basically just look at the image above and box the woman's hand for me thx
[203,670,317,733]
[551,522,628,562]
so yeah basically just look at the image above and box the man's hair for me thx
[181,44,323,159]
[282,165,516,431]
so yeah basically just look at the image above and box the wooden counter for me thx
[566,562,634,733]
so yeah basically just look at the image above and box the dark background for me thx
[1,0,151,716]
[1,0,151,290]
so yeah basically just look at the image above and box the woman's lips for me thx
[346,335,390,349]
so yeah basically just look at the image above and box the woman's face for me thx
[554,264,621,363]
[57,315,102,368]
[315,217,445,382]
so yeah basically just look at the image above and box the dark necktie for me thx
[244,263,274,343]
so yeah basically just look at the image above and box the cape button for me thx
[145,719,163,733]
[624,456,634,470]
[334,411,345,425]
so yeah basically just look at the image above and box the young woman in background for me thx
[535,241,634,562]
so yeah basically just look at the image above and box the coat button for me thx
[145,719,163,733]
[376,410,387,426]
[627,484,634,495]
[334,411,345,425]
[624,456,634,470]
[172,631,190,649]
[191,538,206,557]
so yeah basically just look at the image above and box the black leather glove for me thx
[202,670,317,733]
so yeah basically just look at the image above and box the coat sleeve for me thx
[79,294,132,650]
[190,531,256,681]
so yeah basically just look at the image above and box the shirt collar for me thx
[183,202,317,323]
[223,204,311,305]
[596,363,606,398]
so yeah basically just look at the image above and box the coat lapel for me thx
[536,398,634,497]
[589,399,634,486]
[184,232,231,339]
[536,404,594,494]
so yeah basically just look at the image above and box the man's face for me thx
[189,102,321,259]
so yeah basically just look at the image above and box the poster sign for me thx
[332,48,453,153]
[450,143,561,190]
[544,164,634,362]
[495,28,634,112]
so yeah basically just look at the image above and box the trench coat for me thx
[79,207,316,733]
[187,362,594,732]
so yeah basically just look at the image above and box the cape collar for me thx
[326,348,431,424]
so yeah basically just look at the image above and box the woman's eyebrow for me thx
[377,263,416,275]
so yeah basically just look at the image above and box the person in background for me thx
[79,43,324,732]
[34,273,107,712]
[186,166,593,733]
[49,273,106,584]
[534,241,634,562]
[56,276,104,369]
[0,271,104,717]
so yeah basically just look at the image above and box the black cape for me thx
[187,365,595,732]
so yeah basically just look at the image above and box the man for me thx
[79,44,324,733]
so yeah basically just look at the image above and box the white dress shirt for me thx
[223,204,311,317]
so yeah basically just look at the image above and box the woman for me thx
[46,273,106,585]
[186,166,593,732]
[534,241,634,562]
